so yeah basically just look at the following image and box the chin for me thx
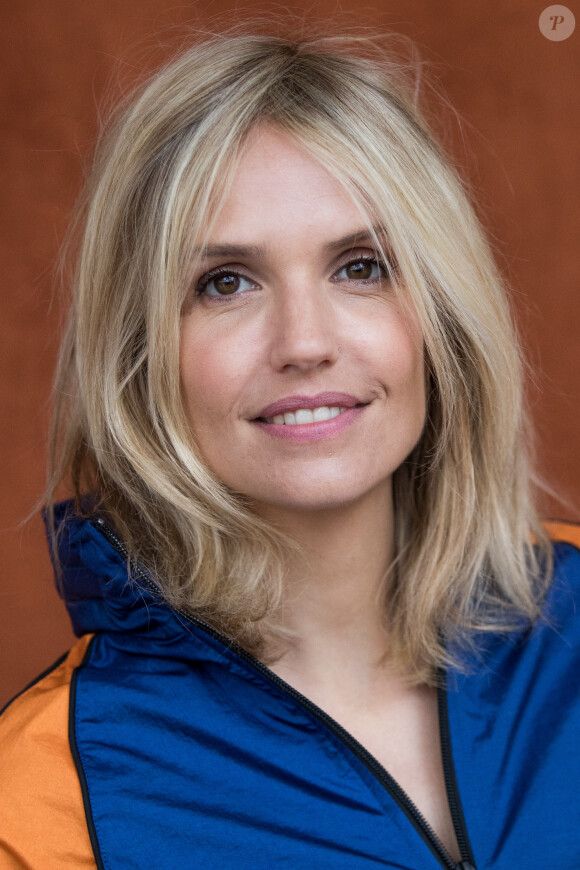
[245,478,392,517]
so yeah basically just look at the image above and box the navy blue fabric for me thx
[446,544,580,868]
[49,503,580,869]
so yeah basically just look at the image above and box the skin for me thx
[180,125,425,518]
[180,125,460,860]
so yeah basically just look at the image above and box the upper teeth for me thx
[266,406,347,425]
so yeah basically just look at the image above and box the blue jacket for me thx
[1,503,580,869]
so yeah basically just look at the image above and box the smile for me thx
[265,406,347,425]
[252,392,367,441]
[253,397,366,442]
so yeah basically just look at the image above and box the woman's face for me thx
[180,125,426,517]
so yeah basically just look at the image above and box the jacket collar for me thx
[45,500,191,643]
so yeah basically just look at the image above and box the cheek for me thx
[179,319,256,428]
[375,313,427,445]
[400,331,427,421]
[365,307,424,392]
[179,324,225,424]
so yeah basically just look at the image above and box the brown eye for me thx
[197,271,255,298]
[345,260,374,280]
[212,274,240,295]
[335,257,385,284]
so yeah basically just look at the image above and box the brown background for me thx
[1,0,578,707]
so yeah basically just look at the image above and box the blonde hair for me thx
[48,27,551,682]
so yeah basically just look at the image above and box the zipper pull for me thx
[456,863,476,870]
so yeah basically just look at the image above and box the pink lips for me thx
[253,392,366,443]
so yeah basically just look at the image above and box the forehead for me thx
[208,124,368,246]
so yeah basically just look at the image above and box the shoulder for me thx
[0,635,97,869]
[544,519,580,552]
[544,520,580,620]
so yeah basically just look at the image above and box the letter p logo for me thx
[539,5,576,40]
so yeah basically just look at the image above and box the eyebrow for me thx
[192,225,388,260]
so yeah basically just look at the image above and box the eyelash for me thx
[194,254,394,301]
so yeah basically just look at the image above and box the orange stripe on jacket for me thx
[544,520,580,549]
[0,634,97,870]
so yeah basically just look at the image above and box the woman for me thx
[1,30,579,870]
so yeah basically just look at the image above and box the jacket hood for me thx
[45,500,193,645]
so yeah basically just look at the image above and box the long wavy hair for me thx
[47,26,551,683]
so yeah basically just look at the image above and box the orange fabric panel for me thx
[0,635,97,870]
[544,520,580,549]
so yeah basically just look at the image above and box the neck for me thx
[254,482,395,688]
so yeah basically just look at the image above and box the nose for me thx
[268,281,340,373]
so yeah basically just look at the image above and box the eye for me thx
[196,269,257,298]
[334,256,390,284]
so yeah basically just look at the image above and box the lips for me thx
[255,392,364,421]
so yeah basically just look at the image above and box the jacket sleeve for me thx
[0,635,97,869]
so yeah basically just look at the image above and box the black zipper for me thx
[438,673,476,868]
[91,517,476,870]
